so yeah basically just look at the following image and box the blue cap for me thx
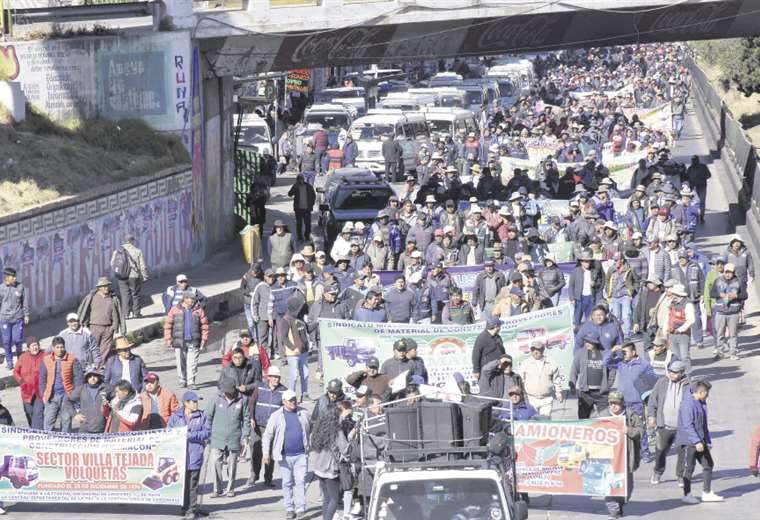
[486,316,502,328]
[182,391,201,402]
[323,265,336,274]
[409,375,425,386]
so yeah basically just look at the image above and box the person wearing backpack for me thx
[110,233,149,319]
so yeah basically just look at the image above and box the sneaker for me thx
[244,478,255,489]
[296,511,307,520]
[650,474,662,485]
[209,491,220,499]
[188,384,198,391]
[682,494,699,504]
[701,491,724,502]
[226,491,235,498]
[0,506,6,515]
[286,512,296,520]
[677,478,684,488]
[184,513,196,520]
[301,394,310,402]
[195,511,210,518]
[712,349,721,359]
[264,480,276,488]
[729,355,739,360]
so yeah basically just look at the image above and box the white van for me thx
[234,113,272,155]
[432,88,468,109]
[423,107,478,138]
[350,109,430,178]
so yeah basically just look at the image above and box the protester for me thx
[0,266,30,370]
[605,391,643,519]
[472,316,505,380]
[207,377,250,498]
[570,333,612,419]
[139,372,179,429]
[103,336,148,393]
[38,336,84,432]
[248,366,286,489]
[656,283,695,373]
[163,274,208,313]
[57,312,100,366]
[480,354,525,399]
[76,277,125,367]
[262,390,311,520]
[12,336,44,429]
[168,391,211,520]
[164,291,210,389]
[310,406,351,520]
[647,360,688,485]
[441,287,475,324]
[277,294,310,402]
[110,233,149,319]
[346,357,391,400]
[70,365,109,434]
[104,380,143,433]
[518,340,563,418]
[710,263,747,360]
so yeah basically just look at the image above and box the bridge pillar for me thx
[158,0,195,30]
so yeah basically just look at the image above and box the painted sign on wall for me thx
[0,171,193,317]
[1,31,191,132]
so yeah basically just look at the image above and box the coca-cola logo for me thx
[647,2,735,35]
[290,27,385,64]
[477,16,557,50]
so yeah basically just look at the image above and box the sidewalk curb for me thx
[0,286,246,392]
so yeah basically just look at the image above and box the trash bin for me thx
[239,224,262,265]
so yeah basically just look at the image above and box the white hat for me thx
[425,195,436,203]
[408,271,422,284]
[729,234,744,244]
[341,222,354,233]
[443,225,455,234]
[354,222,365,230]
[498,206,510,216]
[631,231,643,239]
[66,312,79,322]
[680,187,693,196]
[176,274,188,283]
[290,253,305,263]
[669,283,688,297]
[411,251,423,259]
[315,250,326,257]
[471,204,482,213]
[372,234,383,242]
[282,389,297,401]
[604,221,616,230]
[268,366,281,377]
[509,192,521,201]
[469,196,478,203]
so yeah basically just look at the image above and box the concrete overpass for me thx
[187,0,760,75]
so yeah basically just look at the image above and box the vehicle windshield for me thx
[439,96,463,108]
[305,113,349,130]
[238,126,269,143]
[334,187,392,210]
[465,90,483,106]
[374,478,505,520]
[350,123,394,140]
[380,102,418,111]
[427,119,454,135]
[319,89,364,100]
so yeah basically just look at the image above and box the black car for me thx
[317,168,394,252]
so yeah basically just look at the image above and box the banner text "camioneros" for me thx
[514,422,621,445]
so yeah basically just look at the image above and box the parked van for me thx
[423,107,477,138]
[235,113,273,156]
[428,72,464,87]
[302,103,355,149]
[315,86,367,116]
[432,88,468,109]
[349,109,430,179]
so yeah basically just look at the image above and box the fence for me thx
[233,149,264,229]
[686,55,759,221]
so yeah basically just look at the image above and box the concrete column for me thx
[159,0,195,30]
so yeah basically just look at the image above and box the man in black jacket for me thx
[381,135,403,183]
[287,173,316,242]
[472,316,505,381]
[480,354,524,399]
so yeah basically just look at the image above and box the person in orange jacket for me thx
[139,372,179,429]
[750,424,760,477]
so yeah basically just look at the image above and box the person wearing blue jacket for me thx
[103,337,148,393]
[168,390,211,520]
[607,342,657,459]
[352,290,386,323]
[574,304,624,353]
[676,379,724,504]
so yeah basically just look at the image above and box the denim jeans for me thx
[691,303,703,345]
[23,394,44,430]
[43,393,73,432]
[609,295,633,338]
[670,332,692,374]
[287,352,309,397]
[319,476,341,520]
[243,304,255,335]
[279,453,308,513]
[573,295,594,328]
[0,319,24,368]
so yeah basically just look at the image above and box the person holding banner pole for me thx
[168,390,211,520]
[604,391,643,520]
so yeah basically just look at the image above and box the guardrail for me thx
[2,1,154,31]
[686,55,759,220]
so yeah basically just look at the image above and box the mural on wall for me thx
[190,46,206,266]
[6,32,191,133]
[0,175,193,316]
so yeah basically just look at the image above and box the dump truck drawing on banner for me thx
[0,455,39,488]
[142,457,180,490]
[325,338,376,367]
[557,443,615,470]
[580,460,625,496]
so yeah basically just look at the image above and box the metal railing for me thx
[686,55,759,220]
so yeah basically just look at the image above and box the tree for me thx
[733,37,760,97]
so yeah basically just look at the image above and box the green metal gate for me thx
[234,149,263,230]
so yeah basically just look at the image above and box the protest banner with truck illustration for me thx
[0,426,186,504]
[513,416,628,497]
[319,304,575,392]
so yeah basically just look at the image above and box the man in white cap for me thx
[262,389,311,520]
[656,283,695,374]
[330,222,354,262]
[163,274,207,313]
[57,312,100,366]
[725,234,754,289]
[248,365,287,489]
[710,262,747,360]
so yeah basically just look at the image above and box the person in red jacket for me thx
[12,335,44,429]
[164,291,209,390]
[750,424,760,477]
[221,330,270,374]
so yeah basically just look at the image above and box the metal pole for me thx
[510,399,518,502]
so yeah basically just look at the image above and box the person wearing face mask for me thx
[13,336,45,429]
[604,391,643,519]
[70,365,109,434]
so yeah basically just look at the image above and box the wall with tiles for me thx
[0,168,193,318]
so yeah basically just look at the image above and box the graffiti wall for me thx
[0,31,191,133]
[0,170,193,317]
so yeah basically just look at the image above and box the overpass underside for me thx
[198,0,760,75]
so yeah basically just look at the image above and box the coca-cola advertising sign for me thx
[276,26,396,69]
[637,1,740,38]
[470,15,567,53]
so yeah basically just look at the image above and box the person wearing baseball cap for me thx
[57,311,101,367]
[710,261,747,360]
[346,356,391,401]
[163,274,208,313]
[13,335,45,429]
[604,389,644,518]
[139,371,179,430]
[647,358,688,485]
[168,388,211,519]
[381,338,417,380]
[247,365,286,489]
[725,233,754,287]
[0,266,30,370]
[261,388,311,517]
[164,286,210,390]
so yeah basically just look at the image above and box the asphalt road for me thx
[1,99,758,520]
